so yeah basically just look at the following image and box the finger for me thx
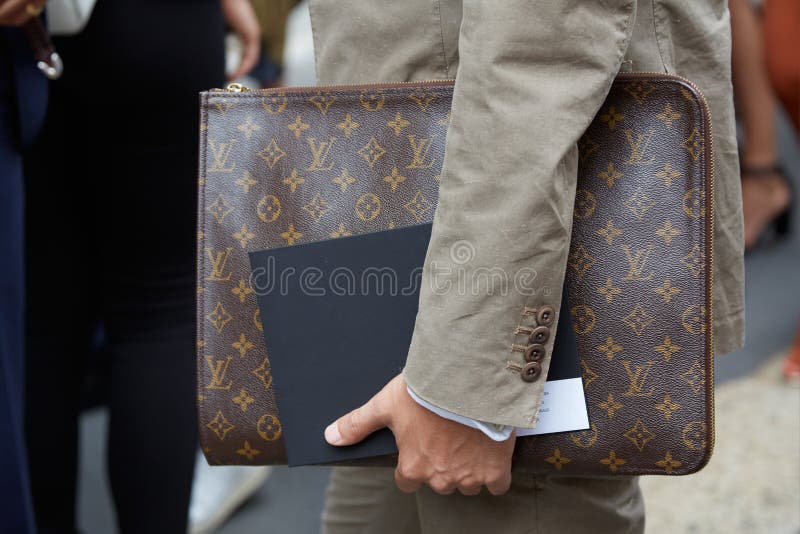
[457,484,483,497]
[394,465,423,494]
[428,478,456,496]
[486,470,512,496]
[324,395,387,446]
[0,0,26,18]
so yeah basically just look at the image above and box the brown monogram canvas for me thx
[196,73,714,475]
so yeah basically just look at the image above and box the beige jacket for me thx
[309,0,744,428]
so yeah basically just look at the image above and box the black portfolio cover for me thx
[249,224,580,466]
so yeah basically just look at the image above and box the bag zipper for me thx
[210,80,455,93]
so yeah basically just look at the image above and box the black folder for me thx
[249,223,580,466]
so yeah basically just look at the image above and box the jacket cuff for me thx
[406,385,514,441]
[403,295,562,429]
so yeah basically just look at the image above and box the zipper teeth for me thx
[688,78,715,465]
[208,71,718,470]
[209,79,454,94]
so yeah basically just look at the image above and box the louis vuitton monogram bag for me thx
[196,73,715,475]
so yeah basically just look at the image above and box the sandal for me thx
[741,164,793,249]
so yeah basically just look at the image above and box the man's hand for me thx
[0,0,45,26]
[325,374,515,496]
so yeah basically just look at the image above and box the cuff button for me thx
[529,325,550,344]
[521,361,542,382]
[537,305,556,326]
[524,343,546,363]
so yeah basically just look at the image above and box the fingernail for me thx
[325,422,342,445]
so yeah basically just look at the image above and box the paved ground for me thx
[641,353,800,534]
[77,3,800,533]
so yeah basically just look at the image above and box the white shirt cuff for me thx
[406,386,515,442]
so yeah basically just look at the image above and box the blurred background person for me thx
[762,0,799,134]
[759,0,800,382]
[730,0,799,382]
[248,0,300,88]
[0,2,47,533]
[21,0,259,532]
[730,0,795,248]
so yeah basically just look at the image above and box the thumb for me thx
[325,394,388,446]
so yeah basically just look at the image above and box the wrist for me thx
[406,385,515,441]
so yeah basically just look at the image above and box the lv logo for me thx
[623,129,656,165]
[621,244,655,281]
[306,137,336,172]
[261,94,288,115]
[621,360,656,397]
[205,356,233,390]
[405,134,436,169]
[208,139,237,173]
[205,247,233,281]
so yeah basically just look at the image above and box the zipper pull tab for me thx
[226,82,250,93]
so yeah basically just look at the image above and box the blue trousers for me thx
[0,33,37,534]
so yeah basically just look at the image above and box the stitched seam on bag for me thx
[198,92,211,462]
[690,80,712,420]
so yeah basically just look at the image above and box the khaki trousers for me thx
[322,467,644,534]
